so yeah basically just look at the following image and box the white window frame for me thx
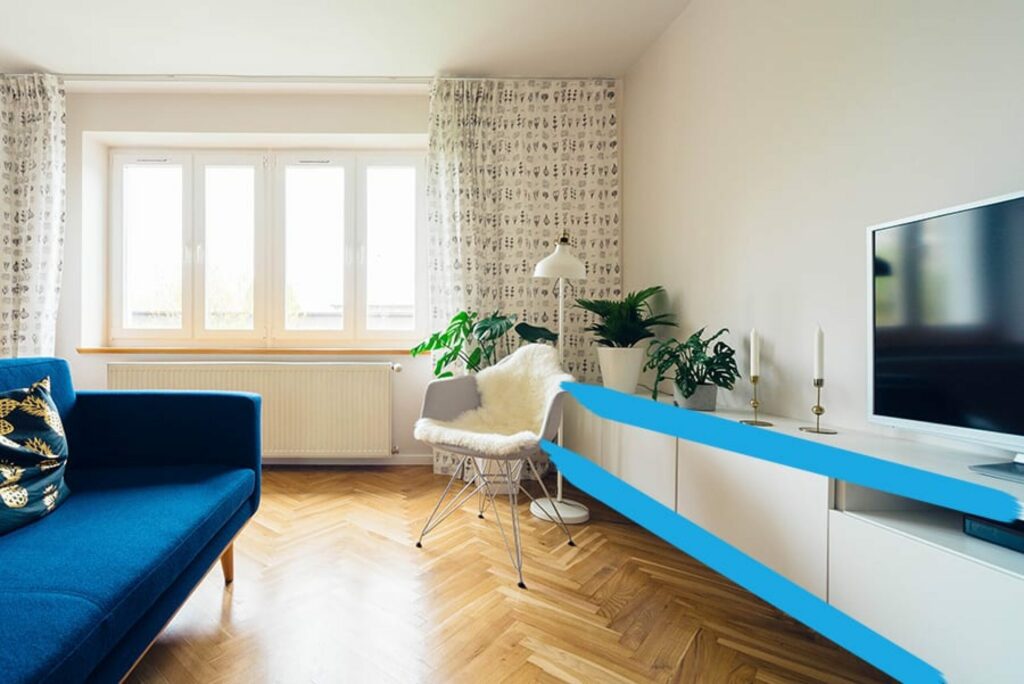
[108,147,427,349]
[109,151,194,343]
[355,152,428,341]
[270,151,357,345]
[193,151,268,343]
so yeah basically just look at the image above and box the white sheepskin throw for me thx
[414,344,573,456]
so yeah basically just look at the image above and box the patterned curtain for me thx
[0,74,66,357]
[426,78,622,382]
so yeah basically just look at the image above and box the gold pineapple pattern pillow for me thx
[0,377,70,535]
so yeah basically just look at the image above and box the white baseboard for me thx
[263,453,434,467]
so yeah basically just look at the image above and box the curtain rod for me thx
[57,73,616,84]
[59,74,432,84]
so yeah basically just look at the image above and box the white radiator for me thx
[107,362,395,459]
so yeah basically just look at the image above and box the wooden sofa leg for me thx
[220,544,234,585]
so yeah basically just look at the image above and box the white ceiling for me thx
[0,0,690,80]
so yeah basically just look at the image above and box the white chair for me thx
[413,344,577,588]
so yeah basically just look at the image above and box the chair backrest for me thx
[0,358,76,419]
[475,344,573,437]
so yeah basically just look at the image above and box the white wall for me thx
[622,0,1024,435]
[59,90,435,458]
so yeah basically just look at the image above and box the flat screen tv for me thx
[869,191,1024,458]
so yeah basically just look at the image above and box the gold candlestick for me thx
[800,378,837,434]
[740,375,773,426]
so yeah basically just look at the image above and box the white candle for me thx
[750,328,760,377]
[814,325,825,380]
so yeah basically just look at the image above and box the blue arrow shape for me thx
[544,439,944,684]
[562,382,1021,522]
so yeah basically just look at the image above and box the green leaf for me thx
[514,322,558,343]
[411,310,482,378]
[473,312,516,343]
[465,346,484,373]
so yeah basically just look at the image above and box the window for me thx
[118,158,187,331]
[110,150,426,347]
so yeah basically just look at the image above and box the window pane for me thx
[122,164,183,329]
[284,166,346,331]
[204,166,255,330]
[365,166,417,331]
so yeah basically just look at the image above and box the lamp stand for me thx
[531,275,590,525]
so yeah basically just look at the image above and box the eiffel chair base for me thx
[416,451,577,588]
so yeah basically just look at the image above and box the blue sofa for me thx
[0,358,262,683]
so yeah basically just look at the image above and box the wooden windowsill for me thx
[77,346,412,356]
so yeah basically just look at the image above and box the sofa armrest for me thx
[420,375,480,422]
[66,391,262,476]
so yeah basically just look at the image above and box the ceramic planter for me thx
[674,383,718,411]
[597,347,646,394]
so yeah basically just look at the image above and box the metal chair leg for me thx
[417,455,482,546]
[479,458,526,588]
[477,461,487,519]
[526,456,576,547]
[419,453,569,589]
[500,459,526,589]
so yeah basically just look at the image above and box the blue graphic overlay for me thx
[544,440,943,683]
[563,382,1022,523]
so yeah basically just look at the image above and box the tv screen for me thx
[871,194,1024,446]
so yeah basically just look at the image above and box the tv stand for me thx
[969,453,1024,484]
[564,394,1024,682]
[784,422,1024,683]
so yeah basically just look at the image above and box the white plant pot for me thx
[597,347,646,394]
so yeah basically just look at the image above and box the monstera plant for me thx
[644,327,740,411]
[410,310,557,378]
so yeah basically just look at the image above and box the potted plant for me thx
[644,327,740,411]
[410,310,557,378]
[575,286,675,393]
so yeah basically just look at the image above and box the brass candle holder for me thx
[740,375,773,426]
[800,378,837,434]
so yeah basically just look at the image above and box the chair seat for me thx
[0,464,254,684]
[415,417,541,456]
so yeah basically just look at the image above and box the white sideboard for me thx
[562,392,1024,682]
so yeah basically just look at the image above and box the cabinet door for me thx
[830,511,1024,683]
[676,440,829,597]
[603,421,677,509]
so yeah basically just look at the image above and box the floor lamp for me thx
[530,233,590,525]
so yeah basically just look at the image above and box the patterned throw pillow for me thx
[0,377,70,535]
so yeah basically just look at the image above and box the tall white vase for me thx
[597,347,646,394]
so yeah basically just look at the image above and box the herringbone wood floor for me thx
[128,467,889,683]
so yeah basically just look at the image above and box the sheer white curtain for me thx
[426,78,622,381]
[0,74,66,357]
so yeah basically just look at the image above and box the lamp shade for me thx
[533,237,586,280]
